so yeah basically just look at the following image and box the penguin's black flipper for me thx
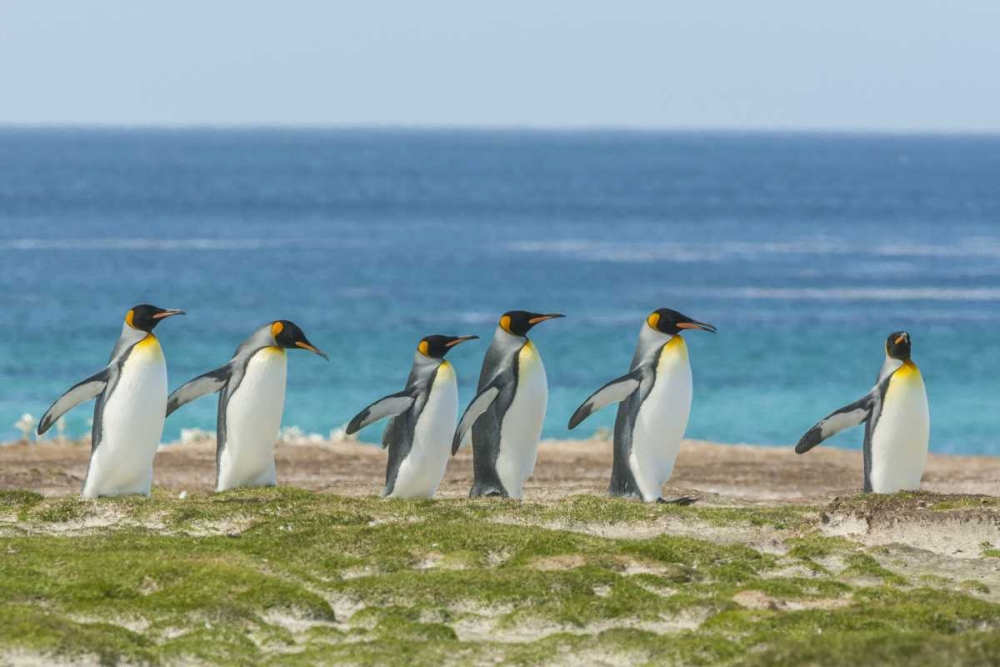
[346,390,415,436]
[167,365,232,417]
[38,367,113,435]
[795,391,876,454]
[452,380,503,455]
[568,369,643,430]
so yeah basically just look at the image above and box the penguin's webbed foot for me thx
[469,481,509,499]
[657,495,699,506]
[469,489,508,499]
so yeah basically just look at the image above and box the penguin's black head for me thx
[418,335,479,359]
[886,331,911,361]
[646,308,717,335]
[126,304,185,333]
[499,311,565,337]
[271,320,329,360]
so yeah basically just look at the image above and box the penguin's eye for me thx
[647,312,660,330]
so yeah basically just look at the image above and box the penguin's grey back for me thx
[213,324,280,478]
[382,354,440,495]
[610,323,674,498]
[469,327,525,496]
[93,323,152,453]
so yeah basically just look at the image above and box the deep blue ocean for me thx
[1,129,998,455]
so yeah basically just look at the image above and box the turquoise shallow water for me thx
[1,129,998,455]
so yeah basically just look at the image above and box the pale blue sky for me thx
[1,1,998,131]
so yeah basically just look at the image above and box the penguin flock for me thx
[35,304,930,502]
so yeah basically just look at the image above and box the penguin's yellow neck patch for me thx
[519,340,540,369]
[886,359,924,402]
[264,346,288,357]
[660,335,688,363]
[895,359,921,378]
[437,360,454,379]
[133,335,163,359]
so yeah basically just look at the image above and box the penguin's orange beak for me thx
[152,309,186,319]
[445,335,479,347]
[527,313,565,325]
[295,341,329,361]
[677,320,717,333]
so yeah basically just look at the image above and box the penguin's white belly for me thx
[497,342,547,499]
[84,337,167,498]
[218,348,287,492]
[870,364,929,493]
[629,339,692,503]
[390,364,458,499]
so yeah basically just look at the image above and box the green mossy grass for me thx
[1,488,998,666]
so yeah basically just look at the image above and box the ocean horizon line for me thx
[1,123,1000,139]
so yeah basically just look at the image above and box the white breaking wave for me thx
[506,238,1000,262]
[507,240,730,262]
[671,287,1000,302]
[452,311,505,325]
[0,238,361,251]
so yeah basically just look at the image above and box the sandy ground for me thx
[2,436,997,502]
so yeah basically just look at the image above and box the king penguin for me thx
[165,320,328,492]
[795,331,929,494]
[37,304,185,498]
[567,308,716,504]
[452,310,564,499]
[345,334,478,498]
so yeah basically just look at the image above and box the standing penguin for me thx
[568,308,716,504]
[346,334,478,498]
[37,304,185,498]
[165,320,328,492]
[452,311,564,499]
[795,331,929,493]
